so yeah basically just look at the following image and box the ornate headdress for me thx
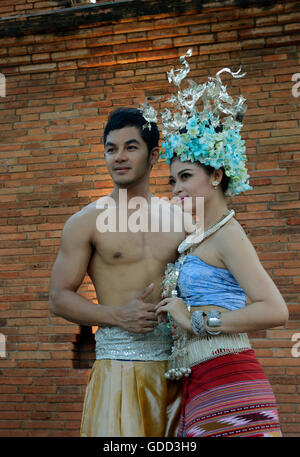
[140,49,252,196]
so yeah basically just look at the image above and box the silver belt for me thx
[94,323,173,362]
[165,330,252,380]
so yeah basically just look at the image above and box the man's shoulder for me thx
[63,201,99,238]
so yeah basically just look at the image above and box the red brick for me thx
[1,0,299,438]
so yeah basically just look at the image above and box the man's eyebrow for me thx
[105,139,140,147]
[105,141,115,148]
[125,139,140,145]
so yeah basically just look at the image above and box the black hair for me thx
[201,164,230,194]
[103,107,160,156]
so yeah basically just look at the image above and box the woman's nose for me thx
[173,181,183,196]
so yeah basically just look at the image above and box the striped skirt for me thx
[178,349,282,437]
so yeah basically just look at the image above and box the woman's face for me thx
[169,158,214,204]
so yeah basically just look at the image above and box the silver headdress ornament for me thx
[139,49,252,196]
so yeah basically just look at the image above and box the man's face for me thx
[104,126,152,188]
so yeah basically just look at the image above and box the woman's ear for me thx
[212,168,224,183]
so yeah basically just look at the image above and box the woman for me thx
[141,49,289,437]
[156,157,288,437]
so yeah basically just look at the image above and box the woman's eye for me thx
[181,173,191,180]
[169,179,175,186]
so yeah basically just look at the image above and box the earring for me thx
[212,181,219,189]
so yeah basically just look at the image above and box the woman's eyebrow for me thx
[169,168,193,180]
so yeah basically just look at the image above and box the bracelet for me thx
[206,309,222,335]
[191,311,207,337]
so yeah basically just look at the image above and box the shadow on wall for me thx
[73,326,96,369]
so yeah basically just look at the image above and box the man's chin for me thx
[114,177,136,187]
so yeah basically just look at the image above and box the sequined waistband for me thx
[166,331,252,380]
[94,324,173,361]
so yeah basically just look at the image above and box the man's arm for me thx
[49,212,158,333]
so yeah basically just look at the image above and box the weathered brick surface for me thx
[0,0,299,437]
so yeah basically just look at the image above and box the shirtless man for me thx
[49,107,186,437]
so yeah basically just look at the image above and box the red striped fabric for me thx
[178,350,282,437]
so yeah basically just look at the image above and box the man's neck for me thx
[110,185,154,205]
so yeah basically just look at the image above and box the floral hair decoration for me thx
[139,49,252,196]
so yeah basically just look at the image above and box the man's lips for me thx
[114,167,131,173]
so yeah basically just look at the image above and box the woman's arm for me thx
[207,222,289,334]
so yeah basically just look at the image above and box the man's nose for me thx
[115,147,128,161]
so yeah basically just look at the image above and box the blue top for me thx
[177,255,247,311]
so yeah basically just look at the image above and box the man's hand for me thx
[114,283,159,333]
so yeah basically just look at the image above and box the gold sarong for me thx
[80,359,182,437]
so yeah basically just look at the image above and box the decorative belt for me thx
[165,328,252,380]
[94,323,173,362]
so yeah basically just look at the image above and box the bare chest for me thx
[92,229,181,265]
[91,202,185,265]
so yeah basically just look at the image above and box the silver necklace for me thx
[161,210,235,300]
[178,209,235,254]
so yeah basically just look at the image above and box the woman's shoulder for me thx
[213,216,252,256]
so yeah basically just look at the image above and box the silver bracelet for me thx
[206,309,222,336]
[191,311,207,337]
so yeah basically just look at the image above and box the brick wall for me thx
[0,0,70,16]
[0,0,120,17]
[0,0,299,437]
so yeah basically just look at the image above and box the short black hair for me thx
[103,107,159,156]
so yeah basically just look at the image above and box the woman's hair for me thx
[103,107,160,156]
[200,163,230,194]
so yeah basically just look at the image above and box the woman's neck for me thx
[203,195,229,232]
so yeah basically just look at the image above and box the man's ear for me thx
[149,146,160,169]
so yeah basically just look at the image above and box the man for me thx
[49,107,186,437]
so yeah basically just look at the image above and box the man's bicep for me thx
[50,215,93,299]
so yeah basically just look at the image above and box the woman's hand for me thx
[156,297,193,332]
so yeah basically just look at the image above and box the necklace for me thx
[161,209,235,300]
[178,209,235,254]
[161,208,235,380]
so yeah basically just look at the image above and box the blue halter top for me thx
[177,255,247,311]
